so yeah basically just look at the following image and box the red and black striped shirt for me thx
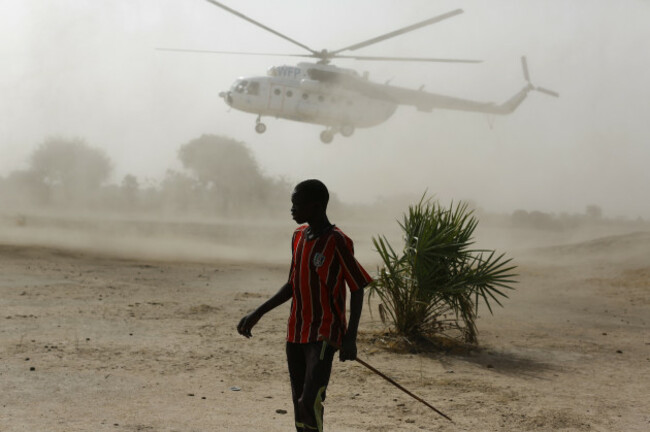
[287,225,372,346]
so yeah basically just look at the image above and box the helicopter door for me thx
[268,85,284,111]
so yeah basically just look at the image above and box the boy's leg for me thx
[296,341,336,432]
[287,342,307,432]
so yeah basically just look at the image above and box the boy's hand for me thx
[237,310,262,338]
[339,334,357,361]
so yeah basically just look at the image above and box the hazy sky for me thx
[1,0,649,217]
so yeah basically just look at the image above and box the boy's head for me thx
[291,179,329,224]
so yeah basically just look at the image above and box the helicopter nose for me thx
[219,91,233,105]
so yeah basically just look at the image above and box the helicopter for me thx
[162,0,559,143]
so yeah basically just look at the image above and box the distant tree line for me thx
[481,205,646,231]
[0,134,291,217]
[2,135,646,228]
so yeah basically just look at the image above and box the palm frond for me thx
[368,194,518,343]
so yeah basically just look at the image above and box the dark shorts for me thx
[286,341,337,432]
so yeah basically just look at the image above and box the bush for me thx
[368,196,517,344]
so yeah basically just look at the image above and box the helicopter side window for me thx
[286,90,293,97]
[302,93,308,100]
[274,88,281,96]
[247,81,259,95]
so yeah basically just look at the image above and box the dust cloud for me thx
[1,0,649,261]
[0,134,297,263]
[1,131,648,265]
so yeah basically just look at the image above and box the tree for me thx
[585,204,603,219]
[179,135,262,186]
[29,137,112,204]
[177,134,288,215]
[121,174,140,209]
[0,170,49,207]
[160,169,199,213]
[368,196,517,344]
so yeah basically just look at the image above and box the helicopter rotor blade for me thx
[335,54,481,63]
[202,0,318,55]
[156,47,313,58]
[535,86,560,98]
[330,9,464,56]
[521,56,531,82]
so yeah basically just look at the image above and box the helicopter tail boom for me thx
[369,56,558,115]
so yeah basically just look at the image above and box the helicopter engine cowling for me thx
[299,79,327,93]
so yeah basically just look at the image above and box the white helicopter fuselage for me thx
[177,3,557,143]
[222,63,397,130]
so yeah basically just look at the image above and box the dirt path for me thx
[1,233,648,431]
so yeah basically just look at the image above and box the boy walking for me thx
[237,179,372,432]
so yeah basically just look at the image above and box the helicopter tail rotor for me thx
[521,56,559,97]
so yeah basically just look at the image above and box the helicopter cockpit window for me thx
[247,81,259,95]
[234,80,248,94]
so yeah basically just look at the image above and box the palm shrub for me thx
[368,196,517,344]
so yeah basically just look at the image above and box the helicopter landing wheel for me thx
[320,130,334,144]
[340,125,355,137]
[255,122,267,134]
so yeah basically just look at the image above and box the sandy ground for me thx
[1,220,649,431]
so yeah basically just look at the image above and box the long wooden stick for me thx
[353,357,453,422]
[324,338,452,422]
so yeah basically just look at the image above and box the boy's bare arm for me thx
[340,289,364,361]
[237,282,292,338]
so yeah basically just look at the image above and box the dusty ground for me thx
[1,218,649,431]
